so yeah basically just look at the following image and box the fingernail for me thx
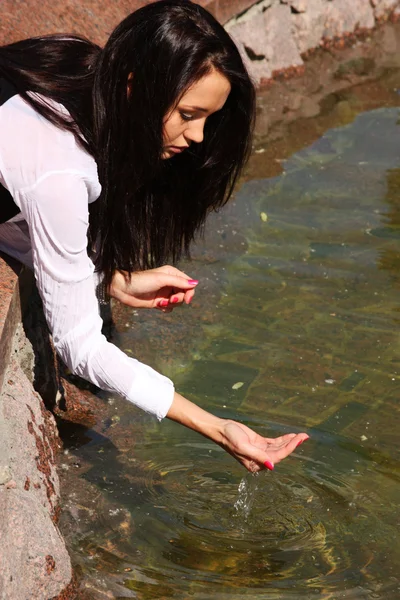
[296,440,303,448]
[264,461,274,471]
[158,300,169,307]
[188,280,198,286]
[171,297,179,304]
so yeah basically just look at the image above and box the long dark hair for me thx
[0,0,255,287]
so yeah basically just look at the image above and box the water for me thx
[60,57,400,598]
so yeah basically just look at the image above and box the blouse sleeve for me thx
[16,171,175,420]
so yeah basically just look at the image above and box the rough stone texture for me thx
[226,2,275,82]
[281,0,307,11]
[214,0,260,23]
[226,0,399,84]
[323,0,375,39]
[371,0,400,20]
[0,258,97,598]
[0,0,399,86]
[0,0,273,46]
[225,0,397,84]
[264,3,304,73]
[0,252,76,598]
[0,0,149,46]
[56,375,107,426]
[291,0,329,54]
[227,1,303,83]
[0,359,72,599]
[0,255,23,395]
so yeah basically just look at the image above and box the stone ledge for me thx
[0,253,77,597]
[0,254,29,395]
[0,357,73,598]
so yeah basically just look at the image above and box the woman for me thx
[0,0,308,472]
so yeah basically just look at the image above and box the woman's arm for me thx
[17,172,175,419]
[11,169,307,470]
[167,392,309,472]
[15,173,308,470]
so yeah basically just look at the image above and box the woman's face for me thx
[162,68,231,159]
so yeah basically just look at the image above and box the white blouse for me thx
[0,94,174,420]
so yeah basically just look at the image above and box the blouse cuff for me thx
[126,363,175,421]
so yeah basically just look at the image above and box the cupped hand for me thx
[109,265,198,311]
[220,420,309,473]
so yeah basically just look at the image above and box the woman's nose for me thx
[185,120,205,144]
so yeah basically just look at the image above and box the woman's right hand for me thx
[109,265,198,311]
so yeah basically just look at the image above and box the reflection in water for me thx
[60,75,400,599]
[377,167,400,289]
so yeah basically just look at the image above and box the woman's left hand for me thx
[220,420,309,472]
[109,265,198,311]
[167,393,309,473]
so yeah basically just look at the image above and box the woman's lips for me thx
[168,146,188,154]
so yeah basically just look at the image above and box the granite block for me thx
[0,0,246,48]
[0,255,22,395]
[0,360,71,599]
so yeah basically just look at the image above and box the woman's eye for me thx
[180,112,193,122]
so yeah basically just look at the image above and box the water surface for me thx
[60,65,400,600]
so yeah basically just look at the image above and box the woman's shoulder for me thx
[0,94,100,200]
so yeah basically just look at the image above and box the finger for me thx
[245,459,262,473]
[271,434,310,463]
[236,441,275,471]
[183,289,196,305]
[243,434,309,471]
[263,433,297,445]
[156,301,174,313]
[156,265,192,279]
[157,274,199,292]
[156,295,185,308]
[156,299,170,309]
[263,433,307,450]
[169,292,186,305]
[113,290,143,308]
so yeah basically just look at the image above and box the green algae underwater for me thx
[59,64,400,599]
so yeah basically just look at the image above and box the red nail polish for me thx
[296,440,303,448]
[171,297,179,304]
[158,300,169,307]
[188,280,198,286]
[264,461,274,471]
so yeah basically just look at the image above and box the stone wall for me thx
[225,0,400,84]
[1,0,399,86]
[0,265,74,599]
[0,258,109,597]
[0,357,72,599]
